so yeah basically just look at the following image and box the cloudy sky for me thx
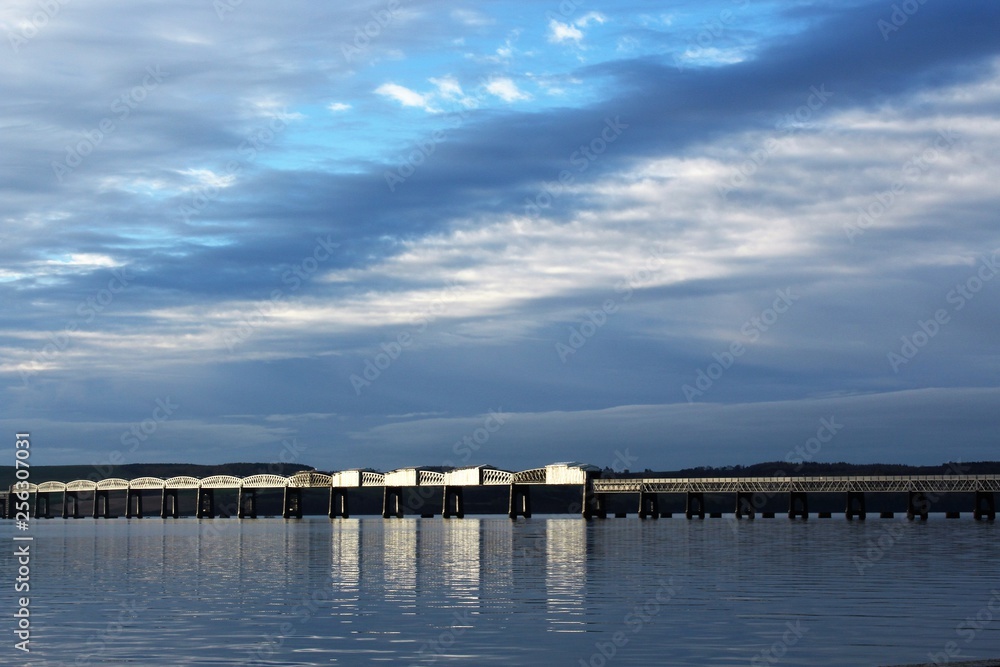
[3,0,999,474]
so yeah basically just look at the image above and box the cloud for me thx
[486,77,530,102]
[327,102,351,112]
[548,12,606,45]
[548,20,584,45]
[374,82,437,111]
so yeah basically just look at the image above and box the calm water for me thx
[6,516,1000,666]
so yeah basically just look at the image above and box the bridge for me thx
[1,463,998,521]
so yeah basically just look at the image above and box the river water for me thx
[5,515,999,666]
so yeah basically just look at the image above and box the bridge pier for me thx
[161,489,179,518]
[637,492,658,520]
[196,488,215,519]
[125,489,144,518]
[788,492,808,520]
[383,486,404,518]
[974,491,996,521]
[442,486,464,519]
[282,487,302,519]
[237,488,257,518]
[845,491,866,521]
[735,492,756,520]
[907,491,929,521]
[328,488,348,519]
[63,491,82,518]
[685,492,705,520]
[582,484,607,519]
[34,493,52,519]
[508,484,531,520]
[92,490,113,519]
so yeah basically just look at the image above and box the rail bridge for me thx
[1,463,997,521]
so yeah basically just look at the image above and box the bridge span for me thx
[2,463,998,521]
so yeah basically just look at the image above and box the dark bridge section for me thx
[2,468,998,522]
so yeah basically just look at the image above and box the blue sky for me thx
[3,0,999,472]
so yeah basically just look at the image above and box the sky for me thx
[2,0,999,474]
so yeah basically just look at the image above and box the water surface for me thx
[8,516,1000,666]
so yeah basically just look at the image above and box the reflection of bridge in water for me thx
[3,463,998,521]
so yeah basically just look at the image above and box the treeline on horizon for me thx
[611,460,1000,478]
[2,460,999,489]
[0,462,315,489]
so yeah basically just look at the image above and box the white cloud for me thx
[548,12,606,45]
[374,82,436,111]
[486,77,530,102]
[430,75,463,100]
[548,19,583,44]
[451,8,492,26]
[327,102,351,112]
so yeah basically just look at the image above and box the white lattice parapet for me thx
[96,478,130,490]
[163,476,200,489]
[240,474,289,489]
[36,481,66,492]
[288,472,332,488]
[199,475,242,489]
[129,477,166,490]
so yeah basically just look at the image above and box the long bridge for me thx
[2,463,998,521]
